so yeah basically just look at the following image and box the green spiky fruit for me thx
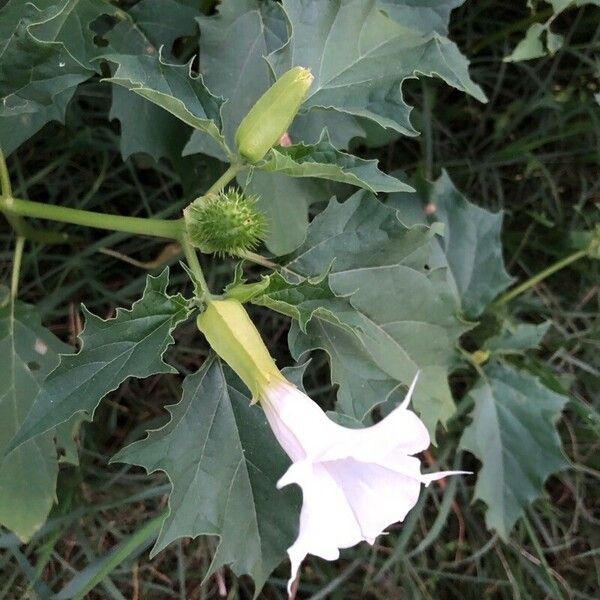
[184,190,266,256]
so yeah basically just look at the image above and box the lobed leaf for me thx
[256,132,412,193]
[0,0,93,154]
[252,271,357,334]
[268,0,486,137]
[460,363,569,538]
[377,0,464,34]
[113,356,300,596]
[391,171,514,316]
[484,321,552,355]
[282,192,467,432]
[105,0,200,161]
[29,0,120,66]
[0,302,69,541]
[7,269,190,454]
[105,53,226,150]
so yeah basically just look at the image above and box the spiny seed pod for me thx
[235,66,313,162]
[184,190,266,256]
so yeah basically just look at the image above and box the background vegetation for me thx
[0,0,598,598]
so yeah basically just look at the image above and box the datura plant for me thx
[0,0,594,597]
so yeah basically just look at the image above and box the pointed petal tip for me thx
[421,470,472,487]
[400,370,421,410]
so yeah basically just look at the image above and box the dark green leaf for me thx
[105,53,225,149]
[105,0,201,161]
[411,172,513,316]
[238,170,332,256]
[113,356,299,594]
[252,271,356,333]
[7,270,190,453]
[289,109,366,148]
[29,0,120,66]
[189,0,289,151]
[0,0,92,154]
[105,0,199,58]
[268,0,486,136]
[109,86,191,161]
[284,192,467,432]
[377,0,464,34]
[0,303,69,541]
[257,133,412,193]
[484,321,551,355]
[460,363,569,538]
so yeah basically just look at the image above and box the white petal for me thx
[261,382,341,461]
[323,457,422,542]
[262,377,431,466]
[277,460,364,593]
[315,403,430,464]
[420,470,472,487]
[377,448,471,487]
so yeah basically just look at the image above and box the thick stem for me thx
[493,248,588,307]
[0,196,184,240]
[11,237,25,301]
[203,163,243,197]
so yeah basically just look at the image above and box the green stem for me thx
[11,237,25,301]
[0,196,184,240]
[241,250,279,270]
[0,147,27,237]
[493,248,588,307]
[182,237,212,300]
[0,149,58,242]
[0,147,13,198]
[203,163,243,197]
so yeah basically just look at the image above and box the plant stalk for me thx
[0,196,184,240]
[1,147,29,238]
[203,163,243,197]
[493,248,588,307]
[10,236,25,301]
[182,238,212,300]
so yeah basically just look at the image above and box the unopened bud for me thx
[235,66,313,162]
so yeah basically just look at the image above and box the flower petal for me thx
[262,374,431,465]
[420,470,472,486]
[323,457,423,542]
[377,448,470,487]
[277,460,364,593]
[262,382,340,461]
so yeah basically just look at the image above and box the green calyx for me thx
[184,190,266,256]
[196,299,285,400]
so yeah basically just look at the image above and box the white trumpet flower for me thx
[196,299,467,595]
[261,375,466,593]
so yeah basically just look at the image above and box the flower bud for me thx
[183,190,266,256]
[235,66,313,162]
[196,299,285,399]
